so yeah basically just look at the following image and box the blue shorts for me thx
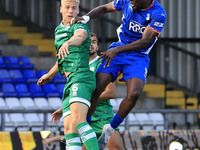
[97,42,150,83]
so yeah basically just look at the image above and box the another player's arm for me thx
[100,28,158,67]
[37,61,59,86]
[86,1,115,19]
[57,30,88,59]
[98,82,116,102]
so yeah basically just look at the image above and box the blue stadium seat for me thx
[52,73,66,83]
[56,83,65,97]
[0,56,6,68]
[3,56,20,69]
[35,70,48,78]
[2,83,17,97]
[15,83,31,97]
[0,69,12,83]
[17,56,34,69]
[29,83,45,97]
[22,69,38,83]
[42,83,60,97]
[9,69,26,83]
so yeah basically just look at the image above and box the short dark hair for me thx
[90,32,98,44]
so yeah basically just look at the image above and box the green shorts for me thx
[62,69,96,118]
[89,117,119,139]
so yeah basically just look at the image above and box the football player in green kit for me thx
[37,0,99,149]
[51,33,124,150]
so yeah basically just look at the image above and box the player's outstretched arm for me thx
[56,30,88,59]
[37,61,59,86]
[86,1,115,19]
[98,82,116,102]
[51,107,63,124]
[71,1,115,25]
[99,27,159,67]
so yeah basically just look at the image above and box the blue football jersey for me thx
[112,0,167,55]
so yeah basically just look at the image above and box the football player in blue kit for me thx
[62,0,167,148]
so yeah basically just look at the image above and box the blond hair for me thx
[61,0,80,5]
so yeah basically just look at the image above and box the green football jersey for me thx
[54,22,91,74]
[89,56,114,121]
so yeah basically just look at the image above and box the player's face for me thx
[130,0,146,11]
[60,1,79,24]
[90,36,99,55]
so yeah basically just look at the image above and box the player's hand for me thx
[99,48,118,68]
[71,15,90,26]
[37,74,52,86]
[56,41,70,59]
[51,108,62,124]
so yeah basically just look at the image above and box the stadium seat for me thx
[110,99,118,112]
[4,114,15,132]
[19,97,38,109]
[35,70,48,78]
[24,113,43,131]
[5,97,23,109]
[29,83,45,97]
[0,69,12,83]
[148,113,164,130]
[0,86,3,97]
[56,83,65,97]
[22,69,38,83]
[42,83,60,97]
[9,69,26,83]
[9,113,29,131]
[47,97,62,109]
[17,56,34,69]
[2,83,18,97]
[33,97,50,109]
[3,56,20,69]
[127,113,140,130]
[15,83,31,97]
[0,56,6,68]
[53,73,66,83]
[134,113,154,130]
[0,97,8,109]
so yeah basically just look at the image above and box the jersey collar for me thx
[89,56,99,65]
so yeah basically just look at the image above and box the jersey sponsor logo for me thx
[154,22,164,27]
[129,21,146,34]
[55,33,67,39]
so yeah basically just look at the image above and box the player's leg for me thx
[116,77,145,118]
[88,72,113,117]
[70,102,99,150]
[107,130,124,150]
[63,115,82,150]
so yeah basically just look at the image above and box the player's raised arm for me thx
[86,1,115,19]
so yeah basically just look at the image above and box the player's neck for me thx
[89,54,98,62]
[144,0,153,9]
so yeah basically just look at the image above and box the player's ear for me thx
[60,7,62,13]
[97,45,99,51]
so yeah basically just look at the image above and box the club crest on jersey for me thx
[129,21,146,34]
[146,13,150,21]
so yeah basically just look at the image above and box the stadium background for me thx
[0,0,200,149]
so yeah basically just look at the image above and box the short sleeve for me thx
[148,11,167,33]
[72,23,89,34]
[113,0,129,11]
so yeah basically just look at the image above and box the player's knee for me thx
[127,90,140,101]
